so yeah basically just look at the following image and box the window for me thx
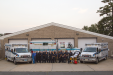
[43,43,48,45]
[60,42,65,48]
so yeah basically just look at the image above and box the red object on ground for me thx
[74,60,77,64]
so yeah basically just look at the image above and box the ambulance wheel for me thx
[95,58,99,64]
[14,59,17,65]
[29,61,32,64]
[80,61,83,63]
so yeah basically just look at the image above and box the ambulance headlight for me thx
[16,54,19,57]
[93,54,96,57]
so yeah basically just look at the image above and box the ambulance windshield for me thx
[83,47,97,52]
[15,48,28,53]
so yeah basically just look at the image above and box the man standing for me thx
[49,50,52,63]
[45,50,48,63]
[59,50,62,63]
[62,51,65,63]
[52,51,55,63]
[65,50,68,62]
[41,51,43,63]
[36,51,38,63]
[39,51,41,63]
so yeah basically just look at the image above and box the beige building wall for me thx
[1,25,113,59]
[0,40,4,59]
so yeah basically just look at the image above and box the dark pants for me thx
[45,57,48,63]
[41,57,43,63]
[59,57,62,63]
[62,57,64,63]
[49,57,52,63]
[39,56,41,63]
[52,57,55,63]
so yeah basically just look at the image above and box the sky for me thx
[0,0,106,33]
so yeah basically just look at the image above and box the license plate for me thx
[24,59,27,61]
[85,59,88,61]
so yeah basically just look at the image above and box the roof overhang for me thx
[0,22,113,40]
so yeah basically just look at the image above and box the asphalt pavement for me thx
[0,71,113,75]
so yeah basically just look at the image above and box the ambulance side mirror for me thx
[80,48,82,52]
[97,48,99,52]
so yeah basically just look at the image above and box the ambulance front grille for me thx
[21,55,30,58]
[82,55,91,57]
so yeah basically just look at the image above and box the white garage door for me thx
[31,39,51,42]
[9,39,28,44]
[78,38,96,50]
[57,39,74,48]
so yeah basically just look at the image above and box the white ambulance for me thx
[30,40,80,53]
[5,43,32,65]
[79,43,109,64]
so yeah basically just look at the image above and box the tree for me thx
[97,0,113,36]
[97,17,112,35]
[82,26,89,31]
[0,34,3,37]
[82,24,98,33]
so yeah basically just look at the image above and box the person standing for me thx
[59,50,62,63]
[52,51,55,63]
[65,50,68,62]
[49,50,52,63]
[36,51,38,63]
[41,51,43,63]
[69,50,72,57]
[45,50,48,63]
[39,51,41,63]
[62,51,65,63]
[55,51,58,63]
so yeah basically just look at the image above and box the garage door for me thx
[57,39,74,48]
[9,39,28,44]
[78,38,96,50]
[31,39,51,42]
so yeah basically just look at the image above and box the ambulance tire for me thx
[14,59,17,65]
[80,61,83,63]
[29,61,32,64]
[95,58,99,64]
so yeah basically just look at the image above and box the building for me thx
[0,22,113,59]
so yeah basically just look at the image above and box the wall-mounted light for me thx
[26,34,29,36]
[76,33,79,35]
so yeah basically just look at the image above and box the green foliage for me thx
[83,0,113,36]
[82,24,98,33]
[97,17,112,35]
[97,0,113,36]
[0,34,3,36]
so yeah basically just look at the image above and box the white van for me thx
[5,43,32,65]
[79,43,109,64]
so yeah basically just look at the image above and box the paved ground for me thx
[0,59,113,72]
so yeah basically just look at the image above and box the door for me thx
[78,38,96,50]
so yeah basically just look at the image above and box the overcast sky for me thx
[0,0,106,33]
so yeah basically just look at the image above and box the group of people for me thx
[34,50,73,63]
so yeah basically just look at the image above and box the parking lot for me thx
[0,58,113,72]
